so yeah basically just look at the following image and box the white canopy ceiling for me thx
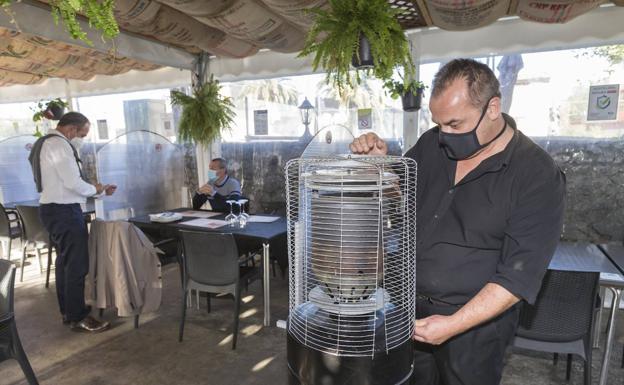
[0,67,191,103]
[210,4,624,80]
[0,4,623,102]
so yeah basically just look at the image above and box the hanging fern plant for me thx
[0,0,119,46]
[298,0,414,96]
[170,75,236,146]
[31,98,70,137]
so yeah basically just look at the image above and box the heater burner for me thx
[308,286,389,315]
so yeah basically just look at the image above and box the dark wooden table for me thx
[4,198,96,215]
[129,208,287,327]
[550,242,624,385]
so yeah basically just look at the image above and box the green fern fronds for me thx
[298,0,414,96]
[170,75,236,146]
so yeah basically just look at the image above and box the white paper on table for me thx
[179,210,221,218]
[247,215,280,223]
[182,218,228,229]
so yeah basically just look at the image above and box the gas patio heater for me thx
[285,126,417,385]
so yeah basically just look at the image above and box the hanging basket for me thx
[351,33,374,69]
[401,87,424,112]
[44,104,66,120]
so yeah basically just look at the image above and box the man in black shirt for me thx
[350,59,565,385]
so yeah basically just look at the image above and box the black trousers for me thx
[39,203,90,322]
[411,299,519,385]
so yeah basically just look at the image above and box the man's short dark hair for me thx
[211,158,227,171]
[58,112,89,129]
[432,59,501,108]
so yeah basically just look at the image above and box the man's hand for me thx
[198,183,213,195]
[95,183,105,195]
[413,315,459,345]
[413,283,520,346]
[349,132,388,155]
[104,184,117,196]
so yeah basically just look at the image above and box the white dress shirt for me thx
[39,129,96,204]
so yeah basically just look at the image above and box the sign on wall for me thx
[254,109,268,135]
[587,84,620,121]
[358,108,372,131]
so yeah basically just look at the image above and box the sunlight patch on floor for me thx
[218,333,234,347]
[242,324,262,336]
[252,356,276,372]
[240,308,258,319]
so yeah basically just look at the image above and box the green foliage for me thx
[1,0,119,45]
[298,0,413,96]
[50,0,119,45]
[383,78,425,99]
[170,75,236,146]
[591,45,624,66]
[31,98,69,123]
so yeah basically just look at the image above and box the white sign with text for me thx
[587,84,619,121]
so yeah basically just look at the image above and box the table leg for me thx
[263,242,271,327]
[599,287,622,385]
[594,286,606,348]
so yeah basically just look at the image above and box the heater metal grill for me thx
[286,155,417,357]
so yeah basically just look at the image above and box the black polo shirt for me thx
[405,114,565,305]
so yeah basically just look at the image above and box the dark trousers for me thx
[411,299,519,385]
[39,203,90,322]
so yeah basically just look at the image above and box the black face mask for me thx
[438,98,506,161]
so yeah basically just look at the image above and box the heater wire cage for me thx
[286,155,417,357]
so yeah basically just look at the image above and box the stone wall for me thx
[535,137,624,243]
[221,136,624,244]
[221,139,305,215]
[221,138,402,215]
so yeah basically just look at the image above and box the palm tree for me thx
[238,78,299,105]
[316,74,396,133]
[317,74,389,110]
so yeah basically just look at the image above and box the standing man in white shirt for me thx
[29,112,116,333]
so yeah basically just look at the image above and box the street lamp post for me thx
[298,97,314,139]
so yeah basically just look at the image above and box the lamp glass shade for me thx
[298,97,314,126]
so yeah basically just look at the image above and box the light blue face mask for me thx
[207,169,218,182]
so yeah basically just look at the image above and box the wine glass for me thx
[235,201,247,228]
[237,198,250,221]
[225,200,237,227]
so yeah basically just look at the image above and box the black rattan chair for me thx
[513,270,600,385]
[178,231,260,349]
[0,259,39,384]
[15,206,54,285]
[0,203,21,261]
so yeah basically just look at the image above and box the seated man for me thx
[192,158,241,212]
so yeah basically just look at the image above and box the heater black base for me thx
[287,333,413,385]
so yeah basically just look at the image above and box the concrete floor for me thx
[2,256,624,385]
